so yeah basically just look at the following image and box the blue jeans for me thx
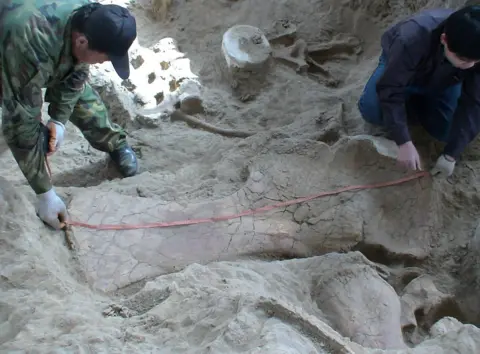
[357,52,462,142]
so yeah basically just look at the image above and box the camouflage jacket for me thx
[0,0,90,194]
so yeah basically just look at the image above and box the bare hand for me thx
[397,141,422,170]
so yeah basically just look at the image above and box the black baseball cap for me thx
[84,4,137,79]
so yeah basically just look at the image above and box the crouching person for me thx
[358,6,480,177]
[1,0,139,229]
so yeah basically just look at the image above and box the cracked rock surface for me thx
[70,136,434,293]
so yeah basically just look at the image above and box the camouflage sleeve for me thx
[1,22,53,195]
[44,63,90,125]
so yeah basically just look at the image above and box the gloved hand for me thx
[36,188,68,229]
[46,119,65,155]
[397,141,422,170]
[431,154,456,177]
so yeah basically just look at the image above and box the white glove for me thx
[36,188,68,229]
[46,119,65,154]
[431,154,456,177]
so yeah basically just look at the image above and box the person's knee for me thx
[357,91,383,126]
[71,84,107,122]
[445,83,462,109]
[437,83,462,122]
[419,85,462,142]
[357,54,388,126]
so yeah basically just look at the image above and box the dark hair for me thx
[70,2,102,51]
[444,5,480,60]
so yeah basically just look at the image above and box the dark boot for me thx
[109,145,138,177]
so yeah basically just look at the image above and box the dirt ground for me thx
[1,0,480,352]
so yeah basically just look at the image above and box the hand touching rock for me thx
[398,141,422,170]
[36,188,67,229]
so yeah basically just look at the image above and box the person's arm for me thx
[376,36,426,145]
[443,71,480,159]
[44,62,90,125]
[1,23,53,195]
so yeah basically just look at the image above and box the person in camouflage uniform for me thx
[0,0,139,229]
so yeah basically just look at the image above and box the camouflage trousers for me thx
[45,83,128,152]
[1,75,127,194]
